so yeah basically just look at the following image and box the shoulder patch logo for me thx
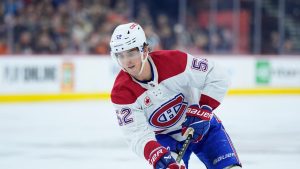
[149,94,187,129]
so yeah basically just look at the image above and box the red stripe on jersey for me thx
[111,50,187,105]
[111,71,146,104]
[150,50,187,83]
[199,94,220,110]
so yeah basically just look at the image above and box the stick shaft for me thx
[176,128,194,163]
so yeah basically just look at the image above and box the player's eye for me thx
[115,53,125,59]
[127,50,139,57]
[115,48,140,60]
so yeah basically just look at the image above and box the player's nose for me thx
[120,55,131,65]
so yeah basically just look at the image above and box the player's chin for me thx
[127,69,138,77]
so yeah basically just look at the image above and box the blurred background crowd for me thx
[0,0,299,55]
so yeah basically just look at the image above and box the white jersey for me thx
[111,50,229,158]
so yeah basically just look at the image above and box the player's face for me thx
[115,48,143,76]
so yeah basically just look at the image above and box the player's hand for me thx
[155,134,183,154]
[182,104,213,143]
[146,145,185,169]
[166,162,186,169]
[154,149,185,169]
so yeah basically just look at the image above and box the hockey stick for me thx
[176,128,194,163]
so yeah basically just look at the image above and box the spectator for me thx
[0,0,299,55]
[144,24,161,51]
[0,38,8,54]
[15,31,33,54]
[156,13,175,50]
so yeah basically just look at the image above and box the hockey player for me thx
[110,22,242,169]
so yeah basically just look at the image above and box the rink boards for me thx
[0,55,300,102]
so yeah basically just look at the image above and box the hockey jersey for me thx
[111,50,229,158]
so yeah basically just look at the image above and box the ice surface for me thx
[0,96,299,169]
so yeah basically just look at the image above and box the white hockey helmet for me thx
[110,22,149,75]
[110,22,147,55]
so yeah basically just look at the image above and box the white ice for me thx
[0,96,300,169]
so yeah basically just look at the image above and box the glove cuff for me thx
[200,105,213,112]
[199,94,220,110]
[186,105,213,121]
[144,140,168,166]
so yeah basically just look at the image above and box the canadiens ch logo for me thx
[149,94,187,129]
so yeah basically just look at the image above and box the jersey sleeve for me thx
[112,102,156,158]
[183,54,230,110]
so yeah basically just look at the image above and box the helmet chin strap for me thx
[138,52,148,75]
